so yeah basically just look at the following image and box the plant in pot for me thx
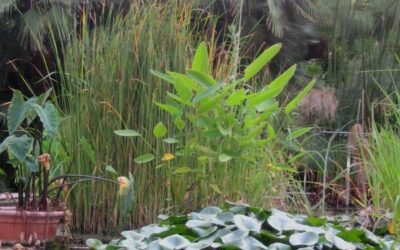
[0,89,134,243]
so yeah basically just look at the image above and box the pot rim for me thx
[0,206,66,217]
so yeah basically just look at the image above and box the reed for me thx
[49,0,303,233]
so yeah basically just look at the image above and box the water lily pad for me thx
[185,242,210,250]
[267,214,296,232]
[221,230,249,244]
[86,239,103,249]
[139,224,168,238]
[268,243,291,250]
[289,232,319,246]
[186,220,213,228]
[212,212,234,226]
[121,231,145,241]
[191,206,222,221]
[159,234,190,249]
[325,227,356,250]
[233,214,262,233]
[191,226,218,238]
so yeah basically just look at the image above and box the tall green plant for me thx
[53,1,199,232]
[144,41,316,212]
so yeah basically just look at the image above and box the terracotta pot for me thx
[0,206,66,242]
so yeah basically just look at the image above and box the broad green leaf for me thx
[25,158,38,173]
[306,217,327,227]
[337,229,364,243]
[159,234,190,249]
[168,72,200,91]
[173,167,192,174]
[154,102,181,116]
[325,228,356,250]
[163,138,179,144]
[306,217,328,227]
[226,89,247,106]
[32,102,60,137]
[172,77,192,101]
[192,42,209,74]
[105,165,118,175]
[267,64,297,91]
[167,92,194,107]
[198,94,223,114]
[289,232,319,246]
[114,129,140,137]
[193,83,223,103]
[255,98,278,113]
[247,65,296,110]
[153,122,167,138]
[7,90,35,134]
[247,91,277,110]
[187,70,217,87]
[0,169,5,176]
[286,127,312,141]
[0,135,33,162]
[36,88,53,106]
[243,43,282,81]
[174,117,185,130]
[285,78,316,114]
[134,154,155,164]
[218,154,232,162]
[150,69,175,84]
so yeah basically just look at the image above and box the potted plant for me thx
[0,90,134,243]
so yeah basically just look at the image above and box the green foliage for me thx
[149,42,314,183]
[87,204,397,249]
[0,89,61,208]
[0,90,59,164]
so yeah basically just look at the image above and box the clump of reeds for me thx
[296,87,339,126]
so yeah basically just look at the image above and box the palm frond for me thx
[291,0,322,23]
[46,4,74,41]
[19,7,47,51]
[0,0,17,14]
[265,0,286,38]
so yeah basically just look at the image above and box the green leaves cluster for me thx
[87,205,397,250]
[147,42,315,169]
[0,89,60,172]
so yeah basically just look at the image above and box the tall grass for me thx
[53,1,194,232]
[367,76,400,213]
[49,1,302,233]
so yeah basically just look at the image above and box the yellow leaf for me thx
[388,220,396,235]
